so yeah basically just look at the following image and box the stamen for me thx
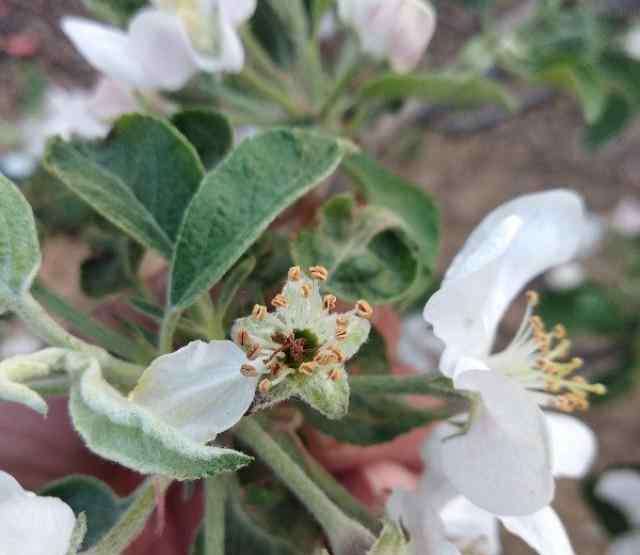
[237,329,249,346]
[288,266,302,281]
[240,363,258,377]
[323,294,337,312]
[247,345,262,360]
[355,300,373,320]
[252,304,267,320]
[301,283,313,298]
[299,361,317,376]
[271,294,288,309]
[328,368,341,381]
[309,266,329,281]
[336,327,348,341]
[259,378,272,394]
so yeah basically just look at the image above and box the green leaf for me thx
[342,153,440,305]
[69,362,252,480]
[217,256,257,323]
[292,194,418,304]
[349,327,390,375]
[171,109,234,170]
[0,173,41,310]
[302,393,444,445]
[584,93,634,149]
[250,1,297,67]
[83,0,147,25]
[40,476,130,550]
[360,72,517,110]
[170,128,348,311]
[44,114,204,257]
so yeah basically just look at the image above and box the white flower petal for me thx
[595,469,640,527]
[220,0,256,26]
[388,0,436,73]
[500,506,575,555]
[61,17,147,88]
[130,340,257,444]
[424,190,585,358]
[387,489,461,555]
[397,314,443,373]
[442,370,554,515]
[545,412,596,479]
[128,9,200,91]
[88,77,138,120]
[609,531,640,555]
[545,262,586,291]
[440,496,501,555]
[0,472,75,555]
[611,197,640,237]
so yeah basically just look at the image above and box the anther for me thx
[328,368,341,381]
[288,266,302,281]
[252,304,267,320]
[259,378,272,394]
[299,361,317,376]
[355,299,373,320]
[269,363,282,377]
[526,290,540,307]
[271,294,288,309]
[309,266,329,281]
[553,324,567,339]
[323,294,337,312]
[247,345,262,360]
[237,329,249,346]
[301,283,313,298]
[240,363,258,377]
[336,327,348,341]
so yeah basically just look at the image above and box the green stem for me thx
[82,477,171,555]
[204,476,228,555]
[158,308,181,354]
[349,374,463,398]
[318,59,361,122]
[13,294,143,389]
[235,417,375,555]
[237,67,307,118]
[241,28,291,86]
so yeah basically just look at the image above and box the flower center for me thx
[490,291,606,412]
[271,329,320,369]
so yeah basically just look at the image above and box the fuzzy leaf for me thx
[292,195,418,304]
[170,129,347,311]
[44,114,204,257]
[67,513,87,555]
[0,173,41,310]
[69,362,252,480]
[171,109,233,170]
[341,154,440,305]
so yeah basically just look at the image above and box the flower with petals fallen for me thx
[337,0,436,73]
[388,411,596,555]
[422,189,605,516]
[0,470,77,555]
[62,0,256,92]
[595,468,640,555]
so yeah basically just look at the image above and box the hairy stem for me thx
[204,476,228,555]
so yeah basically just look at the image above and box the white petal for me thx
[192,15,246,73]
[130,340,257,443]
[61,17,147,88]
[611,197,640,237]
[544,412,596,479]
[388,0,436,73]
[500,506,575,555]
[128,9,200,90]
[545,262,585,292]
[220,0,256,26]
[88,77,138,120]
[424,190,585,358]
[396,314,443,373]
[609,531,640,555]
[387,489,461,555]
[624,27,640,60]
[595,469,640,527]
[440,496,501,555]
[442,370,554,515]
[0,473,75,555]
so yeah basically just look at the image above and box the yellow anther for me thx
[288,266,302,281]
[526,290,540,307]
[247,345,262,360]
[240,363,258,377]
[553,324,567,339]
[271,294,288,309]
[336,327,348,341]
[299,361,317,376]
[301,283,313,298]
[259,378,272,394]
[328,368,342,381]
[592,383,607,395]
[355,299,373,320]
[328,346,345,363]
[309,265,329,281]
[323,294,337,312]
[252,304,267,320]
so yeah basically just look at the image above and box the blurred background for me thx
[1,1,639,553]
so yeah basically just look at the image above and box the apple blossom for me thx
[422,189,605,516]
[231,265,372,419]
[61,0,256,92]
[337,0,436,73]
[0,470,77,555]
[388,412,596,555]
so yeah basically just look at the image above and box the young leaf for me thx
[360,72,517,110]
[0,173,41,311]
[40,475,131,550]
[170,129,347,311]
[341,154,440,305]
[44,114,205,257]
[69,362,252,480]
[291,195,418,304]
[171,109,234,170]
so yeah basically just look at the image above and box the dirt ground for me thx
[1,1,639,554]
